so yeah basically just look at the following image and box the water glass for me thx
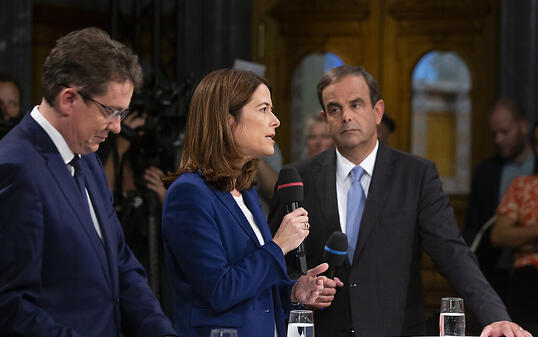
[439,297,465,336]
[287,309,314,337]
[210,328,238,337]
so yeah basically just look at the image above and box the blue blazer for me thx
[162,172,294,337]
[0,114,175,337]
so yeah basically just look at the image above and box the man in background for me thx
[305,113,334,158]
[534,121,538,153]
[0,27,176,337]
[0,73,21,120]
[463,98,534,301]
[377,113,395,146]
[0,73,22,138]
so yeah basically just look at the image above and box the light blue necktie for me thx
[346,166,366,263]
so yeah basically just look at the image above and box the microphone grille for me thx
[277,166,303,204]
[324,231,348,268]
[325,231,348,252]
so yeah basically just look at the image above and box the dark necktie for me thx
[69,155,101,242]
[69,155,86,198]
[346,166,366,263]
[69,156,106,253]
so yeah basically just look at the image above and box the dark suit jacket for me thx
[463,157,504,245]
[162,172,294,337]
[462,158,505,275]
[0,114,175,337]
[269,144,510,337]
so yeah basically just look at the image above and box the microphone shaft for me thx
[286,201,307,275]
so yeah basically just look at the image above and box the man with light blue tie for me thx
[268,65,531,337]
[0,27,176,337]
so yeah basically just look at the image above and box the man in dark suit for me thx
[0,27,176,337]
[463,98,534,302]
[269,65,531,337]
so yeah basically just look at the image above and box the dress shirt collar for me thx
[30,105,75,165]
[336,140,379,180]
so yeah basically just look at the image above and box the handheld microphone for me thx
[323,231,348,278]
[276,167,307,275]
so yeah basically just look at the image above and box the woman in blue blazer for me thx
[162,69,340,337]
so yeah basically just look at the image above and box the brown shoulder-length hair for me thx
[164,69,271,192]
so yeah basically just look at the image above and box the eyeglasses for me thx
[76,90,130,121]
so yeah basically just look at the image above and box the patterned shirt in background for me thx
[497,175,538,269]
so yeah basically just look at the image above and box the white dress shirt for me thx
[335,140,379,233]
[233,194,265,245]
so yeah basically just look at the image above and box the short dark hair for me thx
[165,69,271,192]
[42,27,142,106]
[0,73,22,101]
[492,98,527,122]
[381,114,396,132]
[317,65,380,111]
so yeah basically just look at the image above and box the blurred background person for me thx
[100,112,166,247]
[305,113,334,158]
[490,121,538,335]
[98,108,173,315]
[0,73,22,138]
[463,98,534,301]
[534,120,538,154]
[377,113,396,146]
[161,69,342,337]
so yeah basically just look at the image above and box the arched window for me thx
[411,51,472,193]
[290,52,344,160]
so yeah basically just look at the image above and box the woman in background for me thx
[162,69,341,337]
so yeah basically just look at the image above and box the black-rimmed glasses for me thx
[76,90,130,121]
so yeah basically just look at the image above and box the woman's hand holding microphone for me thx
[272,207,309,255]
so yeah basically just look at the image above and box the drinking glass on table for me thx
[439,297,465,336]
[287,309,314,337]
[210,328,238,337]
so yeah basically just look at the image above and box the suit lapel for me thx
[24,116,113,286]
[313,150,341,234]
[80,157,115,288]
[243,188,272,243]
[313,150,351,270]
[44,151,94,228]
[353,144,392,264]
[28,126,97,236]
[22,116,90,228]
[212,187,262,246]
